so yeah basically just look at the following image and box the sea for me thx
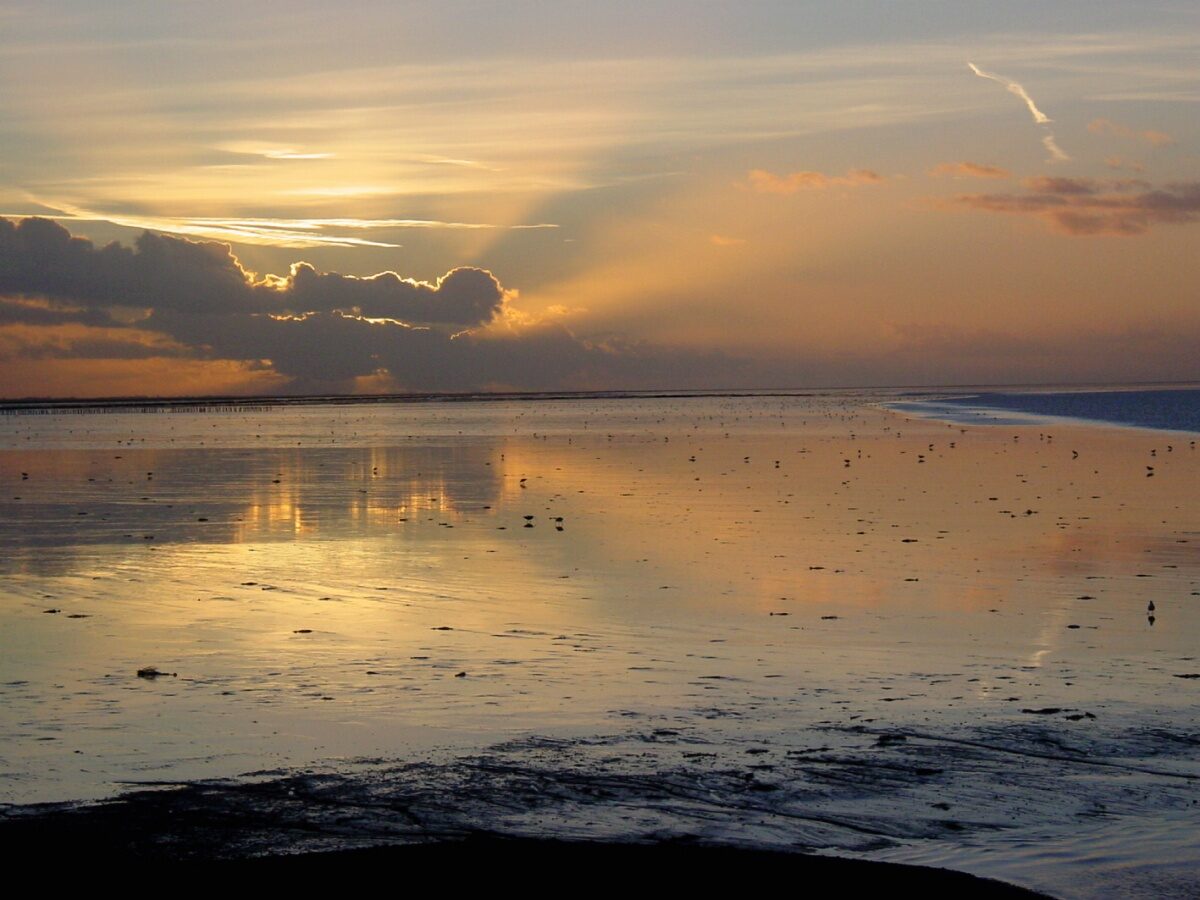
[888,385,1200,434]
[1,386,1197,898]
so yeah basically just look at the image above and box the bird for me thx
[1147,601,1156,612]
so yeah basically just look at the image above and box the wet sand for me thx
[1,393,1197,898]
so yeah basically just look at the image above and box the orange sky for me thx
[1,3,1198,397]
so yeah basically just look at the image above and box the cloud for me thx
[1088,118,1174,146]
[119,309,746,394]
[0,217,257,315]
[12,203,558,249]
[929,162,1011,180]
[709,234,746,246]
[1105,156,1145,173]
[0,216,505,326]
[0,322,188,362]
[967,62,1069,162]
[216,142,336,160]
[844,169,885,185]
[746,168,884,194]
[283,263,506,325]
[0,216,744,396]
[0,356,286,400]
[0,295,115,328]
[1023,176,1104,195]
[953,178,1200,235]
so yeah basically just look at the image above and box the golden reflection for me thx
[2,402,1196,652]
[462,407,1199,634]
[218,446,500,542]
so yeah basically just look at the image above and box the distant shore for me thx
[0,388,822,414]
[3,380,1195,416]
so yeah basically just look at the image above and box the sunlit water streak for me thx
[1,393,1197,898]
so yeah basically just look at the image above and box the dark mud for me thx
[3,717,1195,897]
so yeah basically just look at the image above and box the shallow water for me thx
[1,394,1197,897]
[890,385,1200,435]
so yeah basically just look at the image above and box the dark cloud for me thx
[0,319,187,362]
[142,306,743,393]
[0,217,258,314]
[0,296,115,327]
[0,216,744,395]
[955,179,1200,235]
[0,217,503,325]
[1023,176,1100,195]
[285,263,503,324]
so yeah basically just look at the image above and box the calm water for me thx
[890,386,1200,434]
[1,393,1197,898]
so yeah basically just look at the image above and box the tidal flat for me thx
[1,393,1196,898]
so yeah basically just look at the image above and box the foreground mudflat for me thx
[1,393,1196,897]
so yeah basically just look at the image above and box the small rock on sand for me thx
[136,667,176,679]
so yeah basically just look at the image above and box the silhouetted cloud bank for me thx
[0,217,743,394]
[0,217,504,325]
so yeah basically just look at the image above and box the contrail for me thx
[1042,135,1069,163]
[968,62,1052,124]
[968,61,1069,162]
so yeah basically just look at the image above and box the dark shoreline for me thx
[0,806,1050,896]
[0,388,819,415]
[202,840,1053,896]
[1,777,1054,895]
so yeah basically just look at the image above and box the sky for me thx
[1,1,1198,397]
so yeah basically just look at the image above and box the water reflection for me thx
[0,396,1197,817]
[0,444,506,573]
